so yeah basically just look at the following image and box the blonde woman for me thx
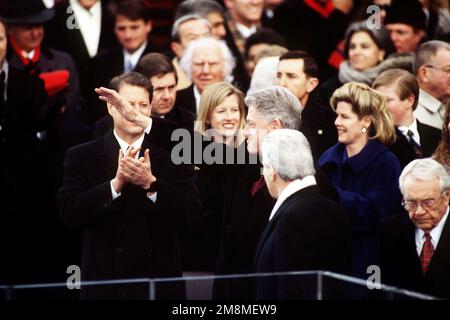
[182,82,246,272]
[195,82,246,146]
[318,82,403,279]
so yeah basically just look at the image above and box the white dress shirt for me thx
[21,50,35,60]
[415,207,449,256]
[235,22,257,39]
[0,60,9,100]
[193,85,201,114]
[398,117,421,146]
[70,0,102,58]
[123,41,147,73]
[414,89,445,130]
[269,175,317,221]
[110,121,156,202]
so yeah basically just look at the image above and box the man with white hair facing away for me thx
[254,129,351,299]
[380,158,450,298]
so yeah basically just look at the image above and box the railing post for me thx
[316,271,323,300]
[5,286,15,300]
[149,280,156,300]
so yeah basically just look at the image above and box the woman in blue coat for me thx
[319,82,403,280]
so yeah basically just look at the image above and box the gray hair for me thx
[180,37,235,84]
[262,129,315,181]
[245,86,302,130]
[248,56,279,93]
[171,14,211,42]
[399,158,450,194]
[413,40,450,75]
[175,0,225,20]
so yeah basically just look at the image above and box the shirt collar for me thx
[416,206,449,251]
[235,22,257,38]
[398,118,420,145]
[113,130,146,156]
[193,85,201,113]
[269,175,317,221]
[70,0,101,15]
[21,49,35,60]
[123,41,147,69]
[0,60,8,100]
[419,89,442,113]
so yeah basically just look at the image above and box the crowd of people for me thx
[0,0,449,300]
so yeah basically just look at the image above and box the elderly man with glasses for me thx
[380,158,450,298]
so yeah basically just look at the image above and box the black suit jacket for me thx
[57,130,201,299]
[380,211,450,298]
[175,84,197,116]
[301,96,338,160]
[389,121,441,168]
[254,185,352,299]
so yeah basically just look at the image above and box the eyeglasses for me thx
[424,65,450,77]
[402,196,442,212]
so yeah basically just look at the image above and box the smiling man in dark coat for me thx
[58,72,201,299]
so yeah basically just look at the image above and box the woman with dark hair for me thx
[319,21,394,107]
[319,82,403,279]
[433,101,450,170]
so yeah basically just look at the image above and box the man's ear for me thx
[271,118,283,130]
[171,41,183,59]
[405,95,416,109]
[106,102,114,116]
[267,164,277,182]
[417,65,429,83]
[306,77,319,93]
[145,20,153,34]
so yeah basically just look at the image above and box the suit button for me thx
[116,248,124,254]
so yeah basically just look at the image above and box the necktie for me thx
[407,130,423,158]
[124,58,133,73]
[251,176,265,197]
[420,233,434,275]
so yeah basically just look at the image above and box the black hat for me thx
[2,0,55,25]
[385,0,426,31]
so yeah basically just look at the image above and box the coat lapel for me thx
[98,130,121,180]
[428,213,450,275]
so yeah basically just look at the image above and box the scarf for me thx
[338,60,382,85]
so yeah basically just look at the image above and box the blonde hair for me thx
[330,82,396,145]
[196,82,246,145]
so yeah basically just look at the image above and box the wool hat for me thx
[384,0,427,31]
[2,0,55,25]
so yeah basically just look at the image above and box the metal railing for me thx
[0,271,439,300]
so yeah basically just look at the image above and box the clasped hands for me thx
[111,146,156,194]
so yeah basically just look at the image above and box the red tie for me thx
[251,176,265,197]
[420,233,434,275]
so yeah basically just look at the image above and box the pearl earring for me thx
[361,127,367,133]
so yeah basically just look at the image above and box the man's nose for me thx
[415,203,427,215]
[202,63,211,73]
[162,88,170,99]
[278,75,287,87]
